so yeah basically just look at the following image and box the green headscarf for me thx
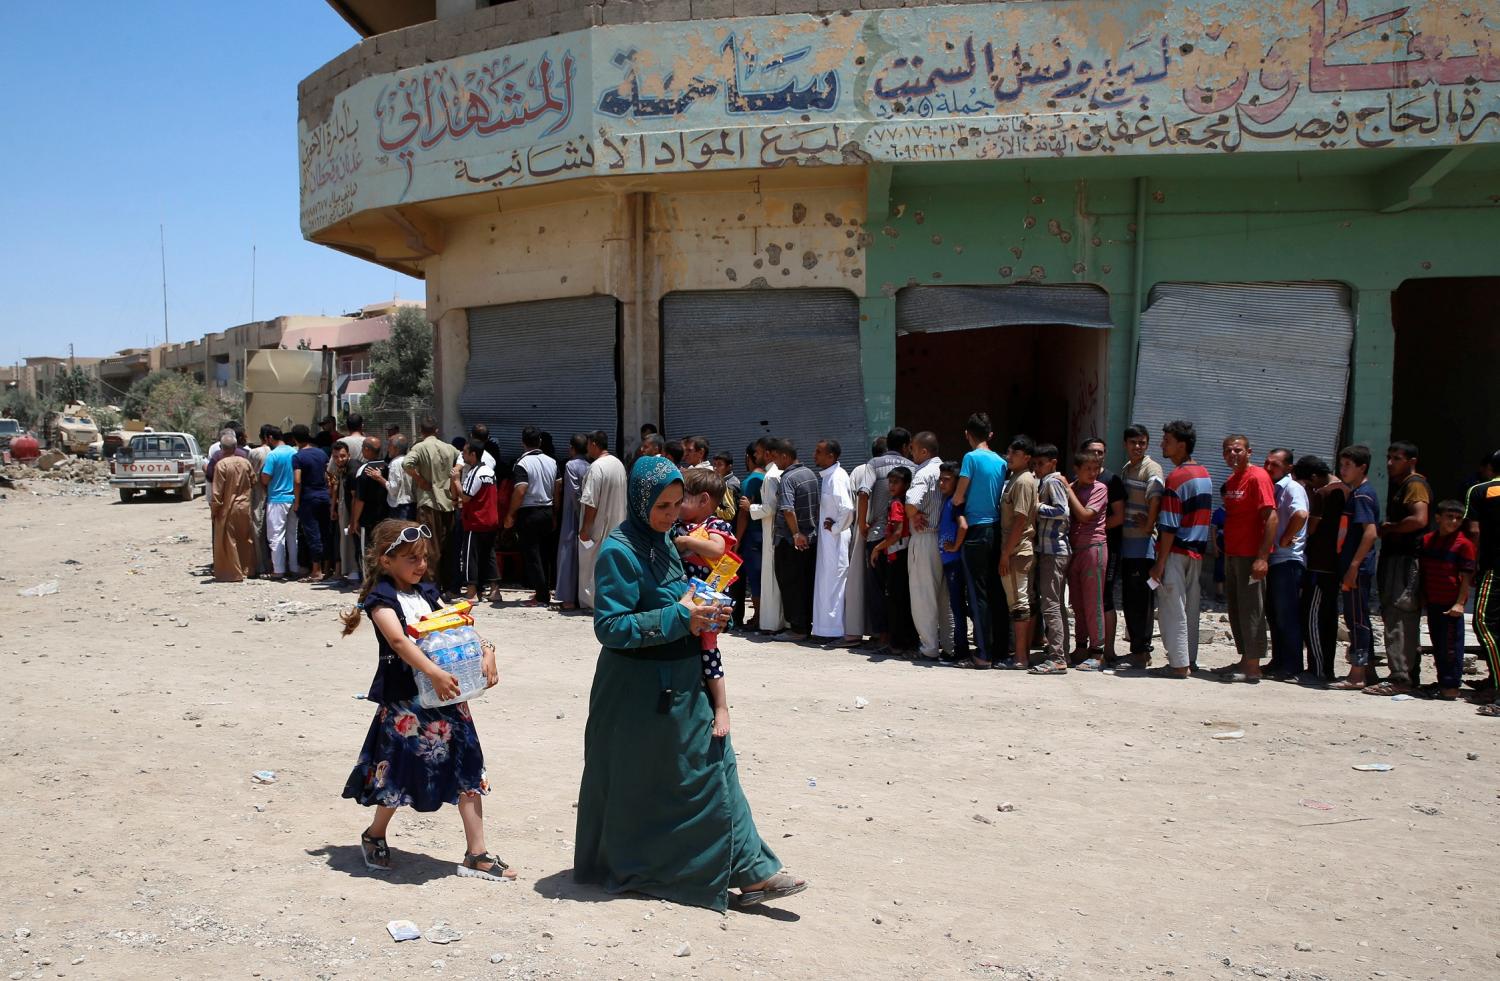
[609,455,685,585]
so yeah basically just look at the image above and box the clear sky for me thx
[0,1,422,365]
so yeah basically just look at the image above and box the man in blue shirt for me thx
[259,427,299,579]
[952,412,1008,664]
[290,424,333,581]
[1333,444,1380,690]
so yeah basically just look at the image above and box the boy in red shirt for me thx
[1419,500,1476,700]
[1219,434,1277,682]
[870,466,917,655]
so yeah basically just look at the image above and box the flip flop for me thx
[992,658,1029,670]
[1075,658,1103,672]
[1328,678,1366,691]
[1028,661,1068,675]
[1218,671,1261,684]
[954,658,991,670]
[735,872,808,908]
[1362,681,1412,697]
[1144,665,1189,679]
[1476,704,1500,717]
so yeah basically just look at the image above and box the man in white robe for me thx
[752,458,785,633]
[577,431,628,610]
[812,440,853,640]
[843,438,883,643]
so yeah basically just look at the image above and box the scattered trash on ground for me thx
[386,920,421,942]
[425,922,462,944]
[1408,803,1440,816]
[1211,730,1245,740]
[1466,752,1479,761]
[996,802,1016,812]
[1298,799,1335,811]
[1352,763,1393,772]
[17,581,59,597]
[251,770,278,784]
[1389,693,1415,701]
[854,695,869,709]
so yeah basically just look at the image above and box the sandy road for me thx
[1,479,1497,981]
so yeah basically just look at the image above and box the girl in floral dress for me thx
[339,518,515,881]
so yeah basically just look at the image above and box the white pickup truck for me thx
[110,432,206,502]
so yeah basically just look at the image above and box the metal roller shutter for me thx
[1130,282,1354,498]
[459,296,620,448]
[896,284,1113,334]
[661,289,869,466]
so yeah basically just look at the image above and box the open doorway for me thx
[1392,277,1500,500]
[894,285,1111,454]
[897,324,1108,454]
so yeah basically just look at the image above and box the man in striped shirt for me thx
[1150,420,1214,676]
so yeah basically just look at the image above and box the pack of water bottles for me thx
[406,601,490,709]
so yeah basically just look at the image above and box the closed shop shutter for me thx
[661,289,868,466]
[459,296,619,448]
[1130,282,1354,496]
[896,284,1113,334]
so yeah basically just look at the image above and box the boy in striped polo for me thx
[1149,420,1214,677]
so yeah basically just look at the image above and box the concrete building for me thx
[298,0,1500,497]
[158,314,356,399]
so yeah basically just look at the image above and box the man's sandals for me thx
[733,872,808,908]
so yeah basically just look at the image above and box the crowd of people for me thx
[192,409,1500,906]
[202,411,1500,718]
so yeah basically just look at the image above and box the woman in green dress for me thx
[574,455,808,911]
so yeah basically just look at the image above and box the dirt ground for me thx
[2,478,1497,981]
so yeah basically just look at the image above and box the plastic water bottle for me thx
[414,625,488,708]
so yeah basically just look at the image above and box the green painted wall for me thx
[860,146,1500,493]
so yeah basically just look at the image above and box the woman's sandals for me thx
[734,872,808,908]
[458,851,517,882]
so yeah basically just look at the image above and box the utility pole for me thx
[159,224,170,345]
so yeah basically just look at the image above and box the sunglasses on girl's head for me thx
[384,524,433,555]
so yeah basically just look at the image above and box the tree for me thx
[53,366,97,407]
[142,374,219,445]
[0,388,45,428]
[364,306,434,406]
[122,370,175,421]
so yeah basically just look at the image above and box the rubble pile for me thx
[2,456,112,485]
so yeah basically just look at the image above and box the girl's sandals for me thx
[360,829,391,872]
[458,851,517,881]
[734,872,808,908]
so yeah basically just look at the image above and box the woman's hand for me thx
[426,666,462,701]
[480,640,499,688]
[683,600,728,636]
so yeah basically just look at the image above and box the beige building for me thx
[298,0,1500,498]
